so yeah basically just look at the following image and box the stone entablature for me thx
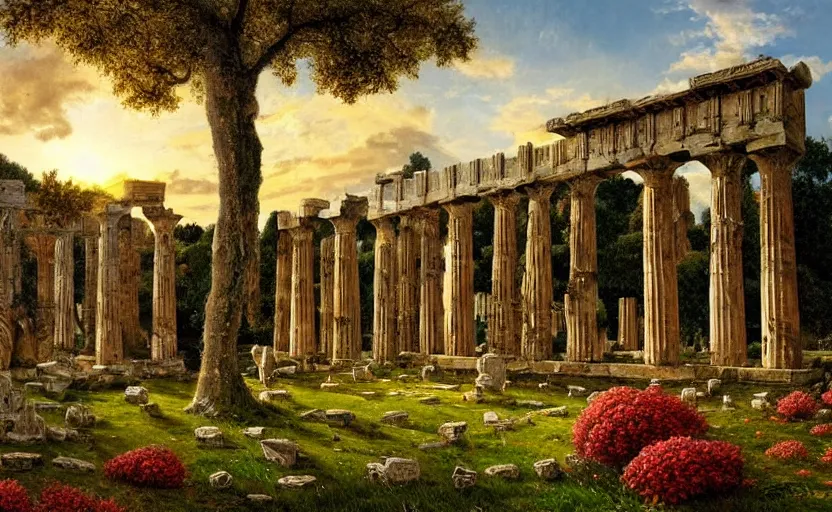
[0,181,26,209]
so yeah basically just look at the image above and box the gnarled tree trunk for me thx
[186,43,261,415]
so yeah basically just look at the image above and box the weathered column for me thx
[118,217,144,351]
[418,209,444,355]
[0,206,18,370]
[442,202,475,357]
[672,176,693,263]
[618,297,638,351]
[521,184,555,361]
[638,163,682,366]
[318,235,335,358]
[489,192,520,356]
[96,204,132,365]
[699,153,747,367]
[330,197,367,362]
[372,218,397,362]
[397,214,420,353]
[273,228,293,354]
[564,176,602,362]
[750,149,801,369]
[53,232,75,351]
[26,233,57,362]
[289,223,316,358]
[82,235,99,353]
[144,207,182,361]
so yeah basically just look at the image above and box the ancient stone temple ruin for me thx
[264,57,814,383]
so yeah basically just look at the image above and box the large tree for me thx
[1,0,477,415]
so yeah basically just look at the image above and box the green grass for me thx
[6,370,832,511]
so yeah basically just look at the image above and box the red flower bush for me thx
[104,446,187,489]
[822,390,832,407]
[821,447,832,464]
[572,386,708,468]
[0,480,32,512]
[776,391,819,421]
[810,424,832,436]
[765,440,808,460]
[622,437,744,505]
[795,469,813,477]
[34,485,124,512]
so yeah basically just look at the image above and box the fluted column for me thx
[372,218,397,362]
[521,184,555,361]
[273,230,293,353]
[418,209,444,355]
[699,153,747,367]
[0,209,15,369]
[118,218,143,351]
[565,176,602,362]
[144,207,182,361]
[26,233,57,362]
[750,149,801,369]
[331,215,362,362]
[319,235,334,358]
[489,192,520,356]
[53,232,75,351]
[96,204,131,365]
[639,163,682,366]
[82,235,98,353]
[397,214,420,353]
[289,224,316,358]
[442,202,475,357]
[618,297,638,351]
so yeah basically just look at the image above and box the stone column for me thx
[26,233,57,362]
[331,215,363,362]
[53,232,75,351]
[0,209,16,369]
[418,209,444,355]
[289,224,316,359]
[442,202,475,357]
[639,163,682,366]
[521,184,555,361]
[618,297,638,351]
[96,204,132,365]
[564,176,602,362]
[273,230,293,354]
[489,192,520,356]
[144,207,182,361]
[318,235,335,358]
[82,235,98,353]
[118,217,143,351]
[750,149,801,369]
[397,214,420,353]
[372,218,397,362]
[699,153,747,367]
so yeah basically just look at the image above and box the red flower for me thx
[821,390,832,407]
[0,480,32,512]
[795,469,812,477]
[622,437,744,505]
[765,440,809,460]
[810,424,832,437]
[34,484,125,512]
[776,392,819,421]
[821,447,832,464]
[572,386,708,468]
[104,446,187,489]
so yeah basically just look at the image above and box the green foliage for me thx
[747,341,762,360]
[401,151,432,179]
[678,251,710,346]
[0,154,39,191]
[173,223,204,245]
[259,212,278,323]
[31,170,99,228]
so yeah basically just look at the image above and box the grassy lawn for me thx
[5,368,832,511]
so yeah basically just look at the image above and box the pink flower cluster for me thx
[810,424,832,437]
[821,389,832,407]
[104,446,187,489]
[0,480,31,512]
[821,447,832,464]
[572,386,709,468]
[764,440,809,460]
[0,481,124,512]
[776,391,819,421]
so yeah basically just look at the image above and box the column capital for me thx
[523,182,556,203]
[567,174,603,197]
[633,157,684,187]
[371,217,395,241]
[289,224,314,242]
[488,190,522,210]
[696,152,747,178]
[749,147,802,174]
[329,215,359,234]
[442,201,474,218]
[142,206,183,232]
[95,203,132,228]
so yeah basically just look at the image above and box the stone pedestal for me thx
[418,209,443,355]
[489,193,520,356]
[372,218,397,362]
[397,214,420,354]
[289,224,316,358]
[273,230,293,354]
[699,153,747,367]
[443,202,475,357]
[82,236,98,353]
[565,176,601,362]
[639,164,681,366]
[330,206,365,362]
[521,185,555,361]
[53,233,75,351]
[96,204,132,365]
[143,207,182,361]
[26,233,57,362]
[617,297,638,351]
[750,149,801,369]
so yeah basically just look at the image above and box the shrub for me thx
[776,391,819,421]
[104,446,187,489]
[0,480,32,512]
[34,484,124,512]
[810,424,832,436]
[572,386,709,468]
[822,389,832,407]
[764,440,808,460]
[821,448,832,464]
[622,437,744,505]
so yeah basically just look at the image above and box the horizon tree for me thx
[0,0,477,415]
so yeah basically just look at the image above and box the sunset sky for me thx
[1,0,830,227]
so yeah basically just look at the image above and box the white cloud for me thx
[454,51,516,79]
[780,54,832,82]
